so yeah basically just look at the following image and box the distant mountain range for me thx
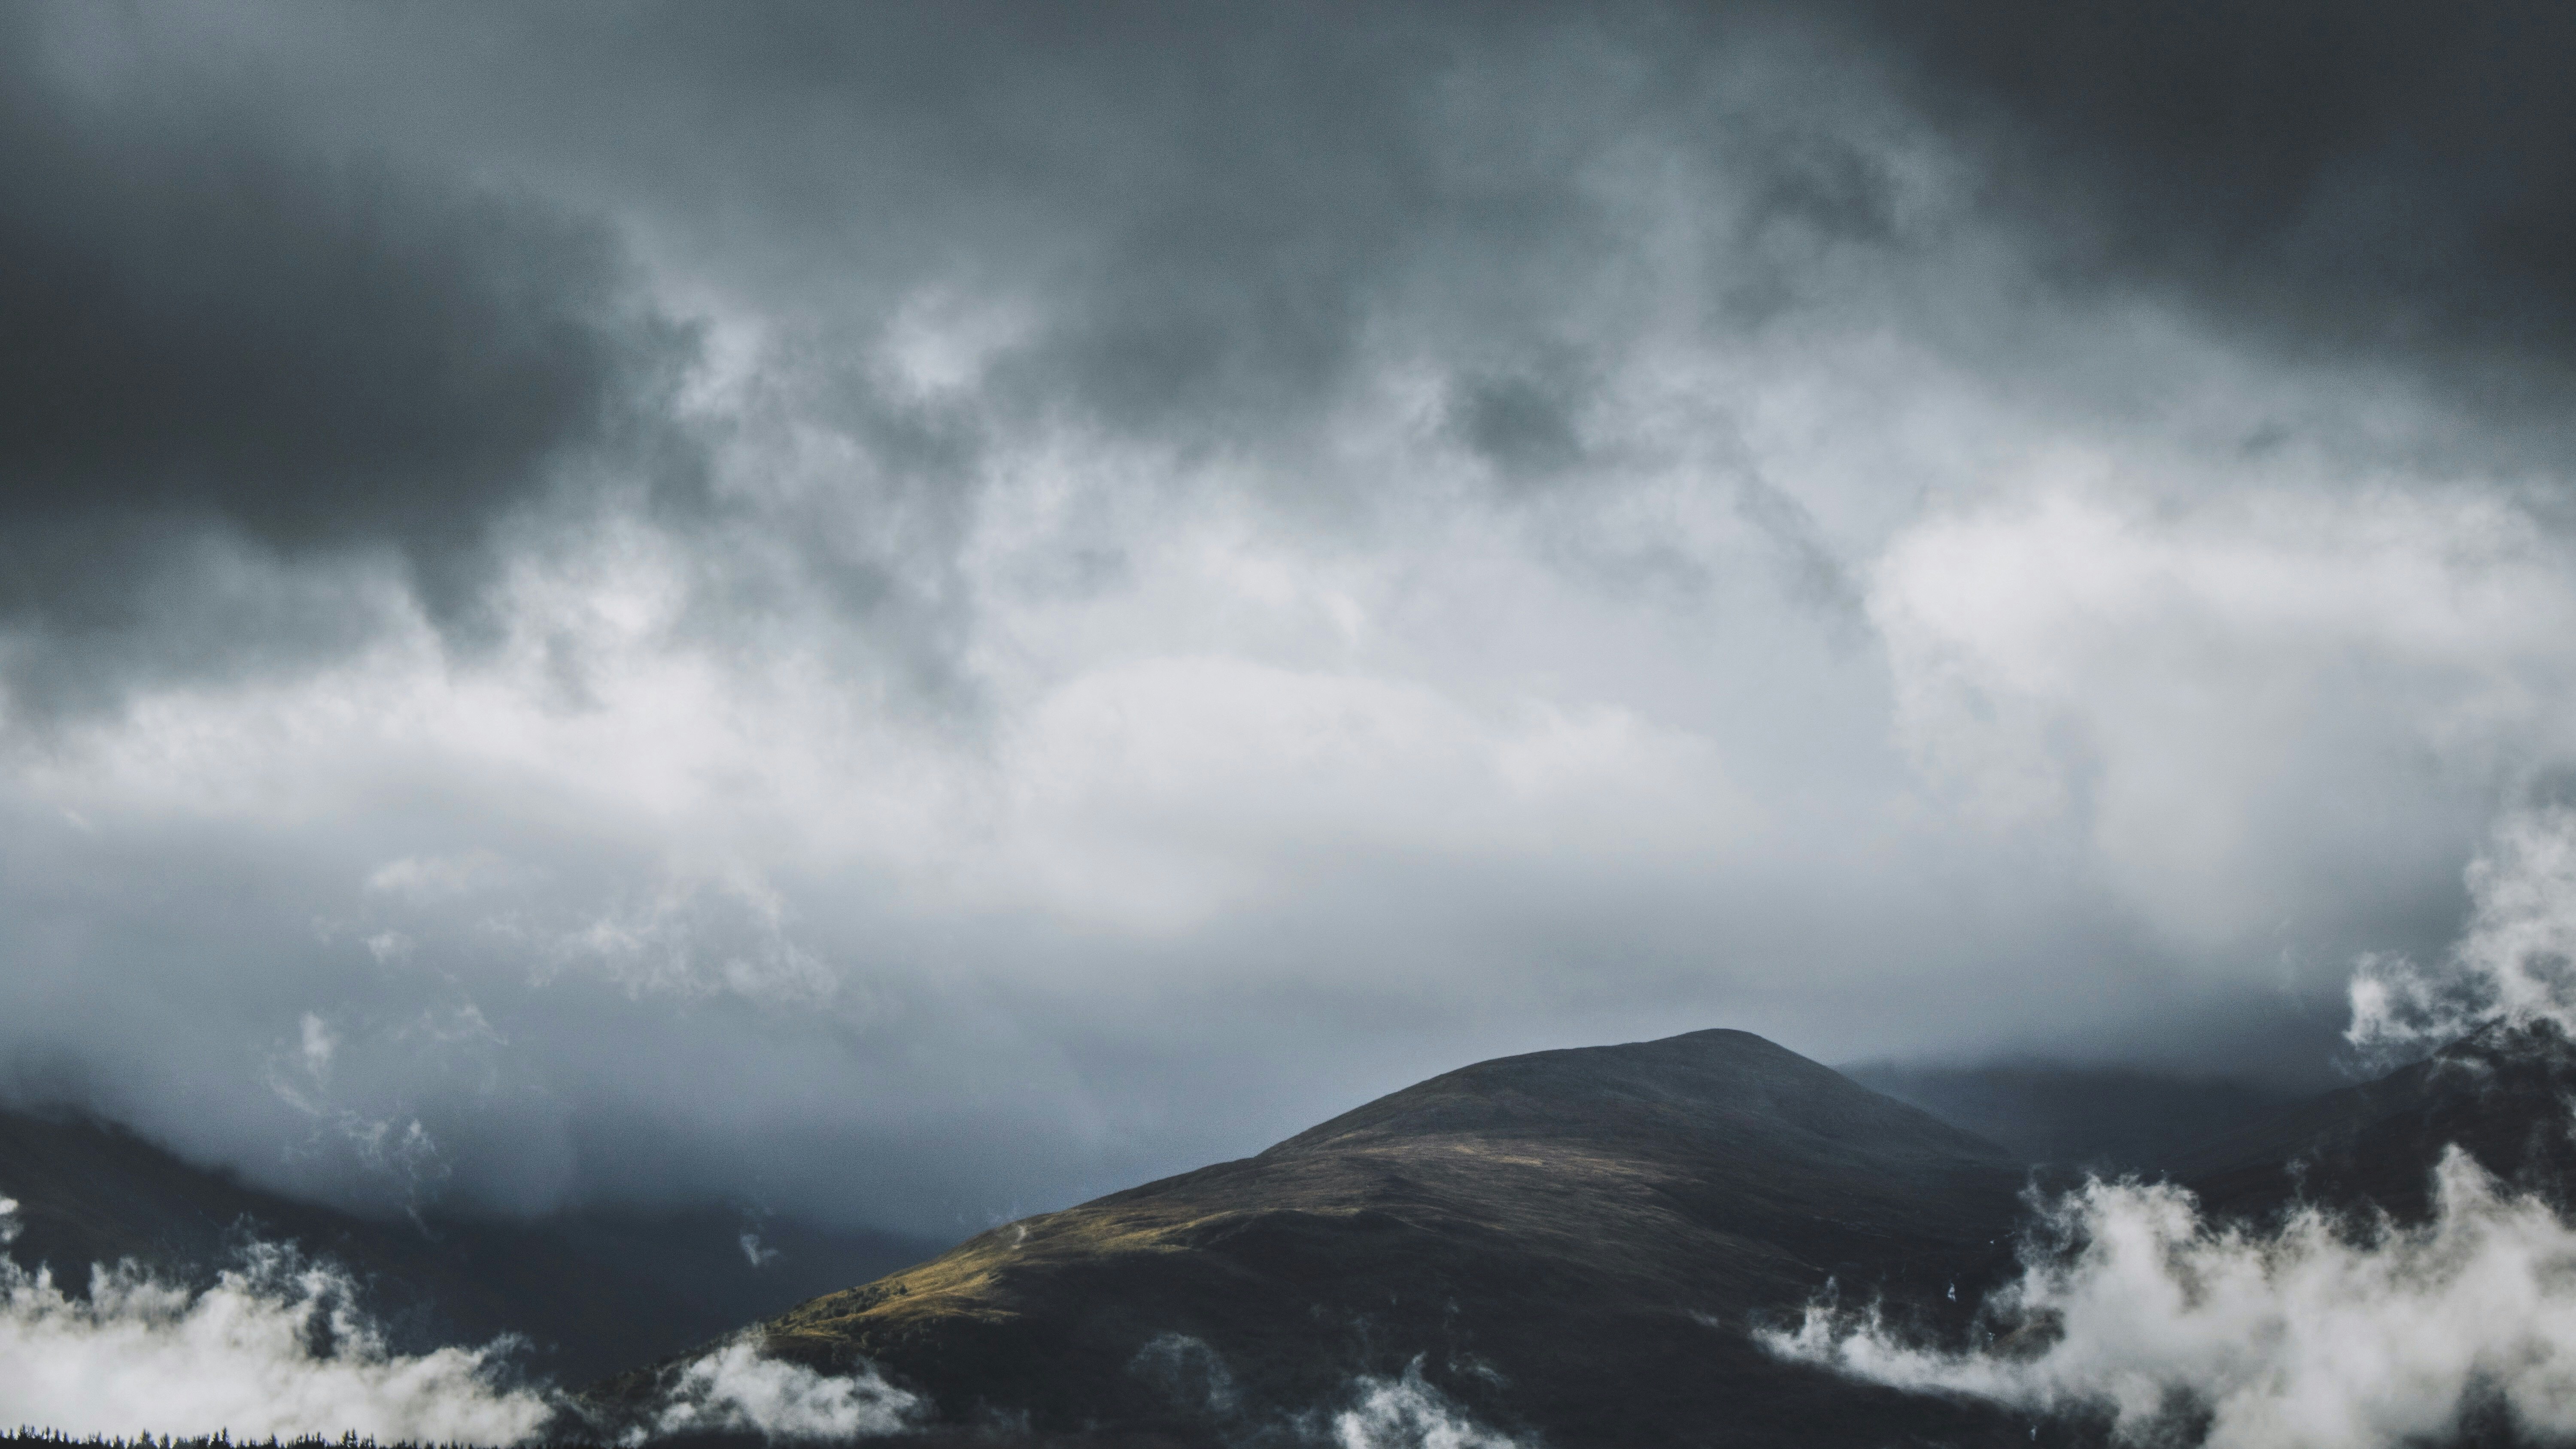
[1841,1058,2304,1177]
[2171,1021,2576,1224]
[11,1025,2571,1446]
[0,1107,942,1385]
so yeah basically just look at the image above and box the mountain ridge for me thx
[600,1028,2038,1448]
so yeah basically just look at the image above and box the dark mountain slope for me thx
[613,1030,2039,1449]
[2172,1022,2576,1224]
[0,1106,943,1384]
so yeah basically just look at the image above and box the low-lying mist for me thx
[1770,1150,2576,1448]
[0,1201,546,1442]
[1773,807,2576,1449]
[1130,1335,1528,1449]
[635,1341,918,1443]
[0,1197,923,1446]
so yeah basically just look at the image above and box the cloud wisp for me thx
[1129,1333,1526,1449]
[627,1338,920,1444]
[1325,1364,1525,1449]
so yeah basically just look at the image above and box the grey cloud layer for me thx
[0,6,694,712]
[26,0,2563,700]
[3,0,2568,1233]
[1855,1,2576,387]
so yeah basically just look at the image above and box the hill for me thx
[599,1029,2041,1448]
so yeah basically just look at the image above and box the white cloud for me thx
[982,655,1743,933]
[296,1012,337,1082]
[1329,1364,1525,1449]
[2350,805,2576,1057]
[367,851,529,906]
[638,1338,920,1443]
[0,1240,549,1443]
[1872,483,2576,945]
[1768,1149,2576,1449]
[0,1196,937,1447]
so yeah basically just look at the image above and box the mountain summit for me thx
[607,1030,2034,1446]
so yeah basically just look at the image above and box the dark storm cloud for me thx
[399,0,2576,455]
[0,7,694,713]
[375,0,1938,443]
[210,0,1947,726]
[11,0,2563,714]
[1450,357,1597,485]
[370,0,1481,443]
[1845,1,2576,402]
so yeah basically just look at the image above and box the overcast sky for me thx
[6,0,2575,1237]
